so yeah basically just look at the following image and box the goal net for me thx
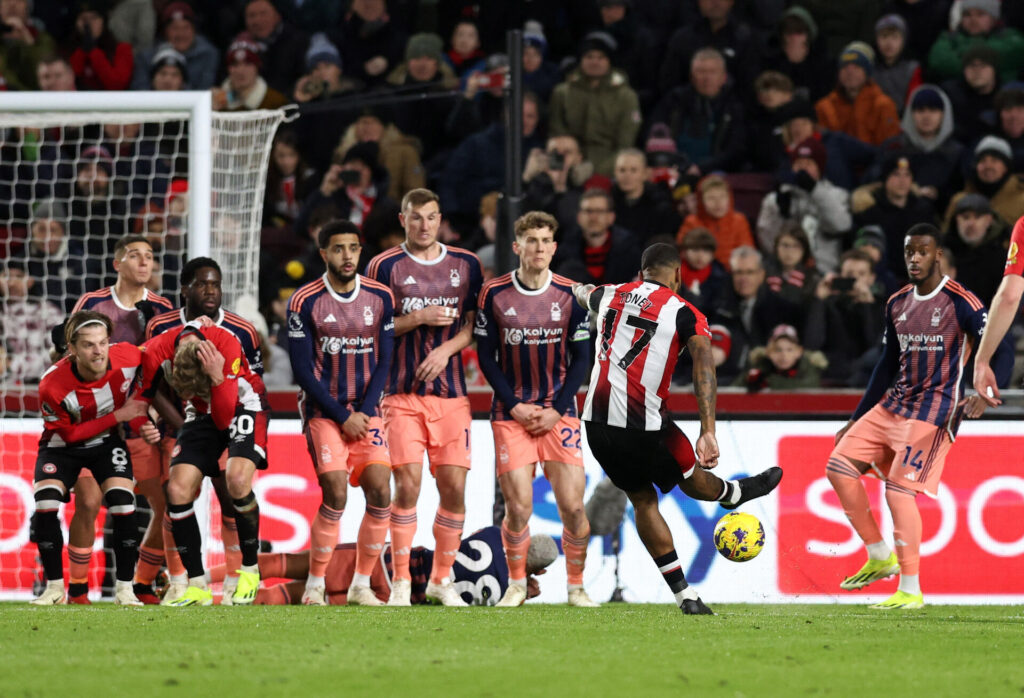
[0,93,285,599]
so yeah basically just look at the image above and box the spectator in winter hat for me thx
[815,41,900,147]
[212,33,288,111]
[945,135,1024,230]
[548,30,641,176]
[873,13,921,112]
[131,1,219,90]
[292,32,362,102]
[944,193,1010,306]
[522,20,558,102]
[149,44,187,91]
[757,136,851,274]
[941,43,1001,145]
[928,0,1024,84]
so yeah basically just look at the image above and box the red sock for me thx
[390,507,417,581]
[429,507,465,585]
[356,504,391,576]
[501,521,530,582]
[134,544,164,585]
[562,523,590,586]
[826,455,883,546]
[222,516,241,574]
[886,483,921,575]
[309,504,343,578]
[163,513,185,577]
[68,545,91,587]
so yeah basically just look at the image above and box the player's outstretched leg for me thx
[719,467,784,510]
[627,486,713,616]
[827,454,898,591]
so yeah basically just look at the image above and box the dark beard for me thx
[327,262,356,285]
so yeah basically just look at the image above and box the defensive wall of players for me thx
[3,409,1022,604]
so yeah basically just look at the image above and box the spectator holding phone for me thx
[810,248,885,386]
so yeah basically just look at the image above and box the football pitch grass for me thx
[1,603,1022,697]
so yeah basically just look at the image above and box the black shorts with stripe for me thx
[34,436,133,494]
[584,420,696,494]
[171,408,269,477]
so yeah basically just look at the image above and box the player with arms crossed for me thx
[475,210,599,608]
[140,322,269,606]
[573,243,783,615]
[828,223,989,610]
[69,234,174,603]
[287,220,396,606]
[146,257,264,603]
[974,214,1024,405]
[365,189,483,606]
[31,311,149,606]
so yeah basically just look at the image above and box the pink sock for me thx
[309,504,343,578]
[356,504,391,576]
[390,507,417,581]
[134,544,164,584]
[886,483,922,575]
[68,545,91,585]
[429,507,465,585]
[501,521,530,581]
[562,523,590,586]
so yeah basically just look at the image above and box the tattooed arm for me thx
[687,332,720,469]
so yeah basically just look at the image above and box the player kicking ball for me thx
[475,211,599,607]
[30,311,149,606]
[140,322,269,606]
[827,223,989,609]
[287,221,396,606]
[573,244,783,615]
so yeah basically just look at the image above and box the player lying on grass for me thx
[30,311,149,606]
[139,321,269,607]
[206,526,559,606]
[573,243,783,615]
[827,223,992,609]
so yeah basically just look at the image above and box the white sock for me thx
[169,574,187,584]
[46,580,64,590]
[115,580,132,592]
[674,585,699,606]
[866,541,891,561]
[507,577,527,589]
[306,574,325,589]
[351,573,371,588]
[720,480,742,506]
[188,575,208,590]
[567,583,582,592]
[898,574,920,595]
[240,564,258,575]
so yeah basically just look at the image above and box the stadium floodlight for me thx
[0,92,286,599]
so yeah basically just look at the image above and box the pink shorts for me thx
[129,435,176,483]
[836,404,953,496]
[492,416,583,477]
[305,417,390,486]
[381,394,472,473]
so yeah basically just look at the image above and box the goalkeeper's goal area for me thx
[0,92,285,599]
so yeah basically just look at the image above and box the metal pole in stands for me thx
[497,29,524,275]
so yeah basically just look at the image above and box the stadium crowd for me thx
[3,0,1024,389]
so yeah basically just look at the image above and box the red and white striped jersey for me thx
[582,280,710,430]
[38,343,143,449]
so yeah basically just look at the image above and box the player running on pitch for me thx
[573,243,783,615]
[30,311,149,606]
[287,220,396,606]
[827,223,990,609]
[475,211,599,608]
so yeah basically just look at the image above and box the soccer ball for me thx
[713,512,765,562]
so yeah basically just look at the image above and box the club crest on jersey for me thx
[450,268,461,287]
[42,462,57,475]
[321,443,332,464]
[363,306,374,326]
[550,302,561,322]
[171,445,181,458]
[120,379,131,394]
[931,307,942,327]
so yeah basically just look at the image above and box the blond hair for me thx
[400,187,440,212]
[65,310,112,348]
[169,340,211,400]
